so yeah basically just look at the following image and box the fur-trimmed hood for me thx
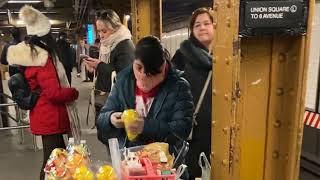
[7,41,48,67]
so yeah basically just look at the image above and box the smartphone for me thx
[80,54,90,60]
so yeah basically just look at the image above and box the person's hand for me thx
[127,116,144,134]
[71,88,79,100]
[110,112,124,128]
[84,57,102,69]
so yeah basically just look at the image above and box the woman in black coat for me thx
[171,8,214,179]
[84,9,135,118]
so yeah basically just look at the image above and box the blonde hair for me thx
[96,9,122,31]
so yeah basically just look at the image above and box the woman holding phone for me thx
[84,9,135,120]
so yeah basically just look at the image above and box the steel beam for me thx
[131,0,162,43]
[212,0,315,180]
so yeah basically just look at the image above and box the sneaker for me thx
[77,73,81,77]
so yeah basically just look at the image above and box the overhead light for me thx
[44,0,55,8]
[1,34,4,36]
[0,25,14,28]
[0,11,56,14]
[8,0,42,3]
[51,32,59,34]
[16,20,63,25]
[51,27,61,30]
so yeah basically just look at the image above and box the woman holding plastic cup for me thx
[96,36,194,150]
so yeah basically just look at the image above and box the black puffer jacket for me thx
[96,64,194,150]
[172,36,212,178]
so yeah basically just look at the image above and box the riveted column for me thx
[131,0,162,43]
[211,0,241,179]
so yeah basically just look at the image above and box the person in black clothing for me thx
[56,32,74,84]
[85,10,135,93]
[1,27,21,76]
[0,27,21,127]
[171,7,214,179]
[84,9,135,120]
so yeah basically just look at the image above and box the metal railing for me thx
[0,93,37,150]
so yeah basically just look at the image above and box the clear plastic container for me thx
[66,137,75,153]
[119,144,176,180]
[108,138,122,180]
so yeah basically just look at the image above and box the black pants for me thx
[77,59,82,73]
[40,134,66,180]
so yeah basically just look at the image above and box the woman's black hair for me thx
[25,33,60,64]
[135,36,170,76]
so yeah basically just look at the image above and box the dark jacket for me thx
[96,65,194,149]
[56,39,74,74]
[1,39,20,76]
[95,39,134,92]
[172,37,212,177]
[7,42,78,135]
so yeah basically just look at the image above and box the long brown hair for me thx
[189,7,213,38]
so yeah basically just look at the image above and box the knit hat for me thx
[19,5,51,37]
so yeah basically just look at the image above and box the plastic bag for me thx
[198,152,211,180]
[65,142,90,175]
[96,164,116,180]
[44,148,70,179]
[175,164,187,180]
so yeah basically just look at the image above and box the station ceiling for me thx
[0,0,212,33]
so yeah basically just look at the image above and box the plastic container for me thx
[109,138,122,180]
[120,145,176,180]
[122,158,175,180]
[110,140,190,180]
[66,137,75,152]
[80,139,90,157]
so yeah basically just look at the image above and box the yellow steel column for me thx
[131,0,162,43]
[211,0,241,179]
[212,0,315,180]
[237,37,272,180]
[264,1,315,180]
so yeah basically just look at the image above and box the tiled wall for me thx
[162,28,189,58]
[305,2,320,111]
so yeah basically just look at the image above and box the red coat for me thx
[7,42,79,135]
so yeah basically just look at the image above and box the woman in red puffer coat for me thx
[7,6,79,180]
